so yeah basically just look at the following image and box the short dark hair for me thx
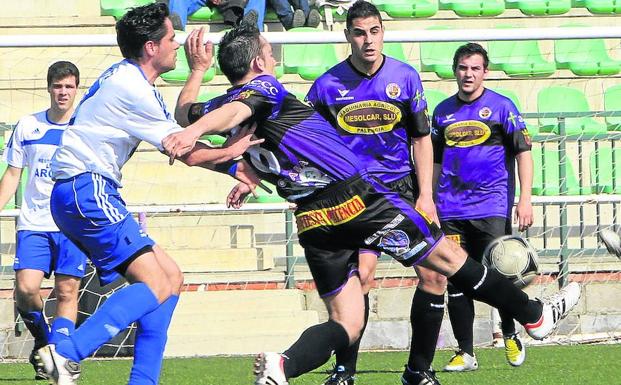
[116,2,169,60]
[217,23,262,84]
[346,0,382,30]
[47,61,80,87]
[452,42,489,72]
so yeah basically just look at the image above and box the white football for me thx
[483,236,539,288]
[599,229,621,259]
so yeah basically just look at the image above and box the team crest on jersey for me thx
[445,120,491,147]
[337,100,402,134]
[385,83,401,99]
[233,90,256,101]
[478,107,492,119]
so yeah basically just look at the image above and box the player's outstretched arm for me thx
[0,165,23,211]
[515,150,534,232]
[175,27,213,127]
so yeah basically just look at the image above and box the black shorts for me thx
[295,174,443,297]
[441,217,511,263]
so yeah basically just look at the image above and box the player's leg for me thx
[402,266,446,385]
[326,250,376,385]
[129,245,183,385]
[255,237,362,385]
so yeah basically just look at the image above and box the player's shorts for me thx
[295,174,444,297]
[360,173,418,257]
[441,216,511,263]
[14,230,87,278]
[50,172,155,284]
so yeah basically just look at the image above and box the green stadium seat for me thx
[282,27,339,81]
[537,86,607,136]
[531,147,585,195]
[555,27,621,76]
[372,0,439,18]
[424,89,449,114]
[420,28,465,79]
[161,46,216,84]
[582,0,621,14]
[101,0,153,19]
[493,88,539,136]
[590,147,621,193]
[383,43,419,70]
[488,32,556,77]
[505,0,571,15]
[245,182,285,203]
[188,6,217,22]
[604,85,621,131]
[439,0,505,16]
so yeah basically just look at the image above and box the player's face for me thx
[48,75,78,113]
[153,18,180,73]
[345,16,384,67]
[455,54,488,101]
[258,37,277,75]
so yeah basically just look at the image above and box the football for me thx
[483,235,539,288]
[599,229,621,259]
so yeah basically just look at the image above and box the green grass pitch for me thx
[1,344,619,384]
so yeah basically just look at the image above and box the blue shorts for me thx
[14,230,87,278]
[50,173,155,283]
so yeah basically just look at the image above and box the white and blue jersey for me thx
[4,110,86,277]
[50,59,182,280]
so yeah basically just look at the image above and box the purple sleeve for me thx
[431,109,445,164]
[502,100,531,154]
[406,71,430,138]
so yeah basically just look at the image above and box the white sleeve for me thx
[3,120,26,168]
[121,85,183,151]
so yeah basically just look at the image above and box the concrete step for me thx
[170,248,273,272]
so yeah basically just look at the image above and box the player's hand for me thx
[185,27,213,73]
[227,182,254,209]
[515,199,534,232]
[224,123,264,159]
[163,129,201,165]
[416,194,439,225]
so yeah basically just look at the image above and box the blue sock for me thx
[18,309,49,350]
[49,317,75,345]
[56,283,160,362]
[129,295,180,385]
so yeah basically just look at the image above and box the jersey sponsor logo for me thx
[385,83,402,99]
[336,100,402,134]
[479,107,492,119]
[296,195,366,234]
[248,79,279,95]
[444,120,491,147]
[445,234,461,245]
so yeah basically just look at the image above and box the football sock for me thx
[335,294,369,373]
[499,310,517,336]
[447,284,475,355]
[56,283,160,362]
[49,317,75,345]
[18,308,49,350]
[408,288,445,370]
[283,320,349,379]
[448,258,542,325]
[129,295,179,385]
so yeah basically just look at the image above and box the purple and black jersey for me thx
[306,56,430,184]
[187,75,365,202]
[432,88,531,220]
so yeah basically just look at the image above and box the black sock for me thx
[448,258,541,325]
[499,310,516,335]
[283,320,350,379]
[446,284,475,355]
[17,307,49,350]
[407,288,445,370]
[334,294,369,373]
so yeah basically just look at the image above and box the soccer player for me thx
[305,2,446,384]
[0,61,85,380]
[431,43,535,371]
[165,23,581,385]
[36,4,262,385]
